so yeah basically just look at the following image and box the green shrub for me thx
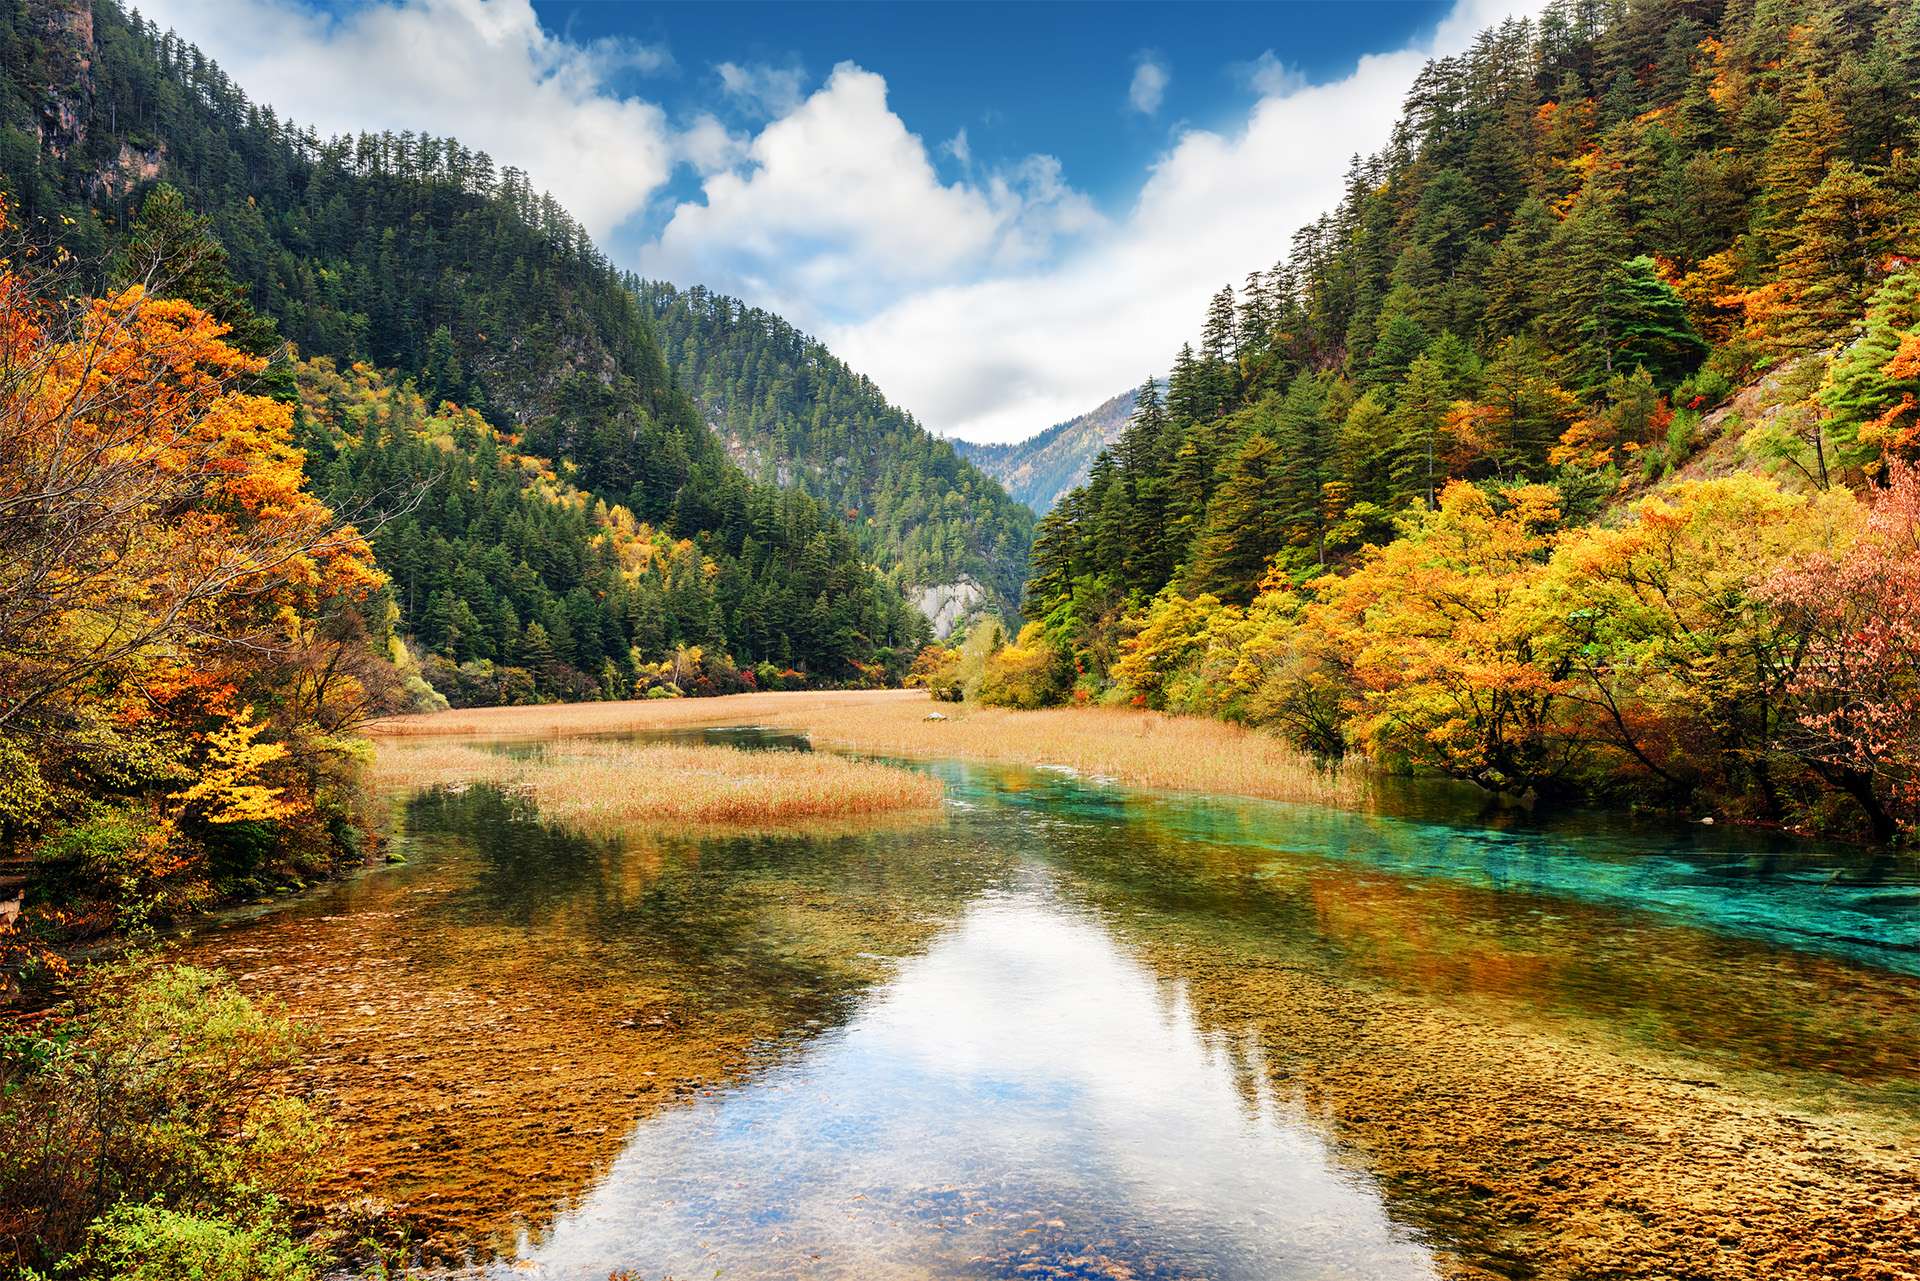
[0,965,331,1270]
[1673,366,1734,410]
[82,1203,315,1281]
[31,807,209,933]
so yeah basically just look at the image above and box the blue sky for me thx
[531,1,1450,233]
[139,0,1530,441]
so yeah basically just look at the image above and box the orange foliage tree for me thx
[1312,482,1573,794]
[0,275,378,732]
[0,204,386,942]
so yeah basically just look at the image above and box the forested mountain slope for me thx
[635,282,1034,626]
[0,0,928,696]
[956,387,1137,515]
[985,0,1920,842]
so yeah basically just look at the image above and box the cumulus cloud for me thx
[678,112,749,176]
[822,0,1547,442]
[135,0,675,241]
[144,0,1547,443]
[639,64,1100,324]
[1128,53,1170,115]
[715,60,808,118]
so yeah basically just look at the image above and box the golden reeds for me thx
[370,736,945,830]
[370,689,1368,809]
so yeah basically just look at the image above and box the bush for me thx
[1673,366,1734,411]
[79,1203,315,1281]
[954,617,1007,702]
[419,655,540,708]
[30,807,209,936]
[904,645,964,701]
[0,964,332,1270]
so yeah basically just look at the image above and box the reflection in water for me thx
[500,882,1438,1281]
[174,738,1920,1279]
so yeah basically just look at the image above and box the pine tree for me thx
[1202,285,1240,365]
[1584,255,1708,389]
[1187,433,1288,600]
[1543,185,1634,394]
[1762,160,1896,351]
[1166,343,1212,425]
[1364,300,1431,398]
[1272,376,1335,567]
[1760,75,1846,254]
[1821,269,1920,470]
[113,184,292,398]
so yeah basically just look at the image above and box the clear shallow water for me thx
[502,881,1439,1281]
[184,732,1920,1279]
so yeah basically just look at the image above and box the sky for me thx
[133,0,1539,443]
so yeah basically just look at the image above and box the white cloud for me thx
[677,112,748,176]
[715,60,808,118]
[1241,50,1306,97]
[819,0,1546,442]
[1128,53,1169,115]
[135,0,675,241]
[639,64,1100,324]
[941,126,972,168]
[142,0,1548,445]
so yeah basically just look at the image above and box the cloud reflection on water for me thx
[493,878,1437,1280]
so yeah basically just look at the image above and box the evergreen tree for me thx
[1584,256,1708,389]
[1188,434,1288,599]
[1764,161,1897,350]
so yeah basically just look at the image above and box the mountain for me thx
[634,282,1033,631]
[954,388,1136,515]
[1,0,929,693]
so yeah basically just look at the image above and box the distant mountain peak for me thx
[954,388,1138,515]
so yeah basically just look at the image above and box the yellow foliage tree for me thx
[170,710,293,825]
[1313,482,1571,793]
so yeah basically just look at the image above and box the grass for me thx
[370,690,1369,810]
[369,736,945,830]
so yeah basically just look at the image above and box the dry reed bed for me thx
[371,737,945,830]
[371,689,1368,809]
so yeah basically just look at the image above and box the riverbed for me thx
[177,725,1920,1280]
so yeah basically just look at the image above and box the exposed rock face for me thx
[24,0,168,197]
[104,141,163,195]
[33,0,94,158]
[912,578,988,640]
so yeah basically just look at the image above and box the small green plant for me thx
[80,1203,316,1281]
[0,964,333,1273]
[1673,366,1734,410]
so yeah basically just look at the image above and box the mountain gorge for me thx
[635,281,1034,628]
[5,1,1920,1278]
[954,387,1137,515]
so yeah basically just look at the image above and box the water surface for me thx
[182,734,1920,1279]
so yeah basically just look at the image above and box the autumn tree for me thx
[1761,463,1920,841]
[1821,269,1920,473]
[0,273,379,735]
[1533,475,1865,815]
[1752,161,1896,351]
[1314,481,1571,794]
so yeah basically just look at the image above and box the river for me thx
[178,728,1920,1280]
